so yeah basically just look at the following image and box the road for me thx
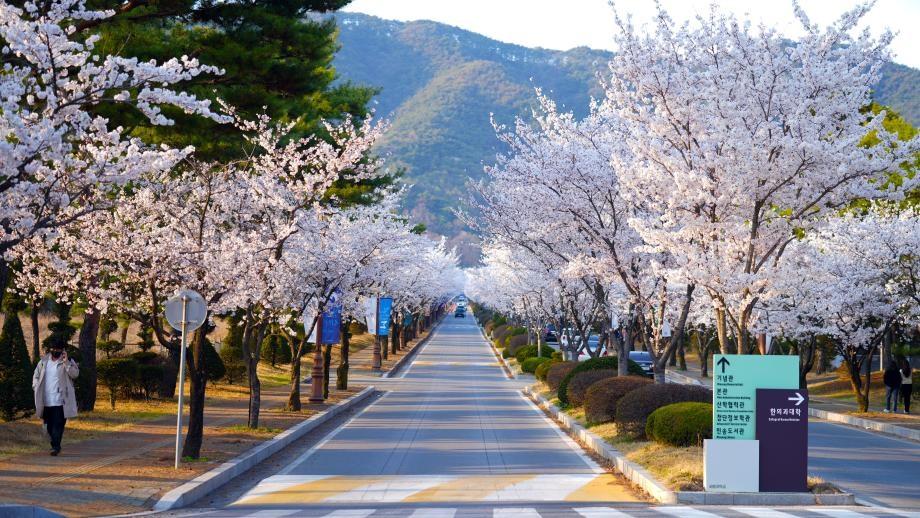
[809,421,920,509]
[165,317,920,517]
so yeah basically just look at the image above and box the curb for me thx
[666,370,920,442]
[383,318,443,379]
[808,407,920,442]
[153,386,376,511]
[676,491,855,505]
[522,386,677,504]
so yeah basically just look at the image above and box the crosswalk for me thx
[194,505,920,518]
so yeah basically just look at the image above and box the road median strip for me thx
[153,386,376,511]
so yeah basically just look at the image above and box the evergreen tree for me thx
[0,295,34,421]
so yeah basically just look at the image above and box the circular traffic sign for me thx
[164,289,208,331]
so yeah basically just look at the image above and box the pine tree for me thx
[0,296,35,421]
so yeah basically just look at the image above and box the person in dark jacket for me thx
[900,360,913,415]
[883,361,902,413]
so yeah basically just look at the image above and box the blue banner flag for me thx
[320,291,343,344]
[377,297,393,336]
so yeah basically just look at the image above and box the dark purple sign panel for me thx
[756,388,808,492]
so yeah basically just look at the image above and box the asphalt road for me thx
[229,316,638,509]
[809,420,920,509]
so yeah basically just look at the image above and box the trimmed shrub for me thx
[137,364,164,400]
[492,324,510,346]
[546,361,578,391]
[203,339,226,382]
[0,303,34,421]
[557,357,646,406]
[507,334,529,354]
[584,376,653,424]
[522,356,551,374]
[535,359,561,382]
[551,351,563,361]
[130,351,160,365]
[484,321,497,335]
[568,370,617,407]
[515,344,555,363]
[97,358,139,409]
[98,339,124,358]
[348,321,367,335]
[224,362,248,384]
[646,402,713,446]
[615,384,712,439]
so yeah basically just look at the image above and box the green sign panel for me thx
[712,354,798,440]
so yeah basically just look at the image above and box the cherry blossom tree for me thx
[0,0,227,301]
[606,2,919,354]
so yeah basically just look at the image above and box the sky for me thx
[342,0,920,69]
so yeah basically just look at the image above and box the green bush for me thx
[567,369,617,407]
[646,402,713,446]
[546,361,578,391]
[551,351,563,361]
[98,339,124,358]
[138,364,164,400]
[130,351,160,365]
[521,356,551,374]
[515,344,555,363]
[0,303,34,421]
[507,334,529,354]
[203,339,226,382]
[492,324,510,346]
[224,362,248,384]
[615,384,712,439]
[557,357,646,406]
[535,359,561,381]
[584,376,653,424]
[97,358,139,409]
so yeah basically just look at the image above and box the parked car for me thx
[628,350,654,377]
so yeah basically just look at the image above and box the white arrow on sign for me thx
[787,392,805,406]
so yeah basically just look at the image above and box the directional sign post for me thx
[756,388,809,492]
[164,289,207,469]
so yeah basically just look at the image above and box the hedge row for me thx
[646,402,713,446]
[557,357,645,406]
[584,376,652,424]
[615,383,712,439]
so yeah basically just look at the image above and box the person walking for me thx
[32,344,79,455]
[883,361,902,413]
[900,359,913,415]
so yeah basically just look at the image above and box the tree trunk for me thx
[0,258,10,309]
[381,331,388,361]
[160,346,179,399]
[181,327,209,459]
[287,340,305,411]
[30,300,41,361]
[798,336,817,390]
[241,315,264,429]
[119,318,129,347]
[390,320,398,355]
[77,308,101,412]
[715,307,730,354]
[337,322,350,391]
[677,340,687,371]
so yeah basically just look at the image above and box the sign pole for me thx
[174,295,188,469]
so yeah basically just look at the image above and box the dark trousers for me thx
[901,385,913,413]
[42,406,66,451]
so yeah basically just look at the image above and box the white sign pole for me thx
[174,295,188,469]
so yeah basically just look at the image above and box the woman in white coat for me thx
[33,343,80,455]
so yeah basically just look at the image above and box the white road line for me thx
[322,475,453,503]
[408,509,457,518]
[654,507,723,518]
[245,511,302,518]
[321,510,377,518]
[492,508,542,518]
[869,509,920,518]
[810,510,877,518]
[573,506,634,517]
[276,392,389,476]
[732,507,799,518]
[517,391,606,474]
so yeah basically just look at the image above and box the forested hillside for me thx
[333,12,920,264]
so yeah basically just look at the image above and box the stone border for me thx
[676,491,855,505]
[809,408,920,442]
[383,317,443,379]
[666,369,920,442]
[522,386,677,504]
[153,386,376,511]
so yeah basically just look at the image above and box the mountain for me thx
[332,12,920,265]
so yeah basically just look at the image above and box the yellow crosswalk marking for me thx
[564,474,641,502]
[240,476,379,505]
